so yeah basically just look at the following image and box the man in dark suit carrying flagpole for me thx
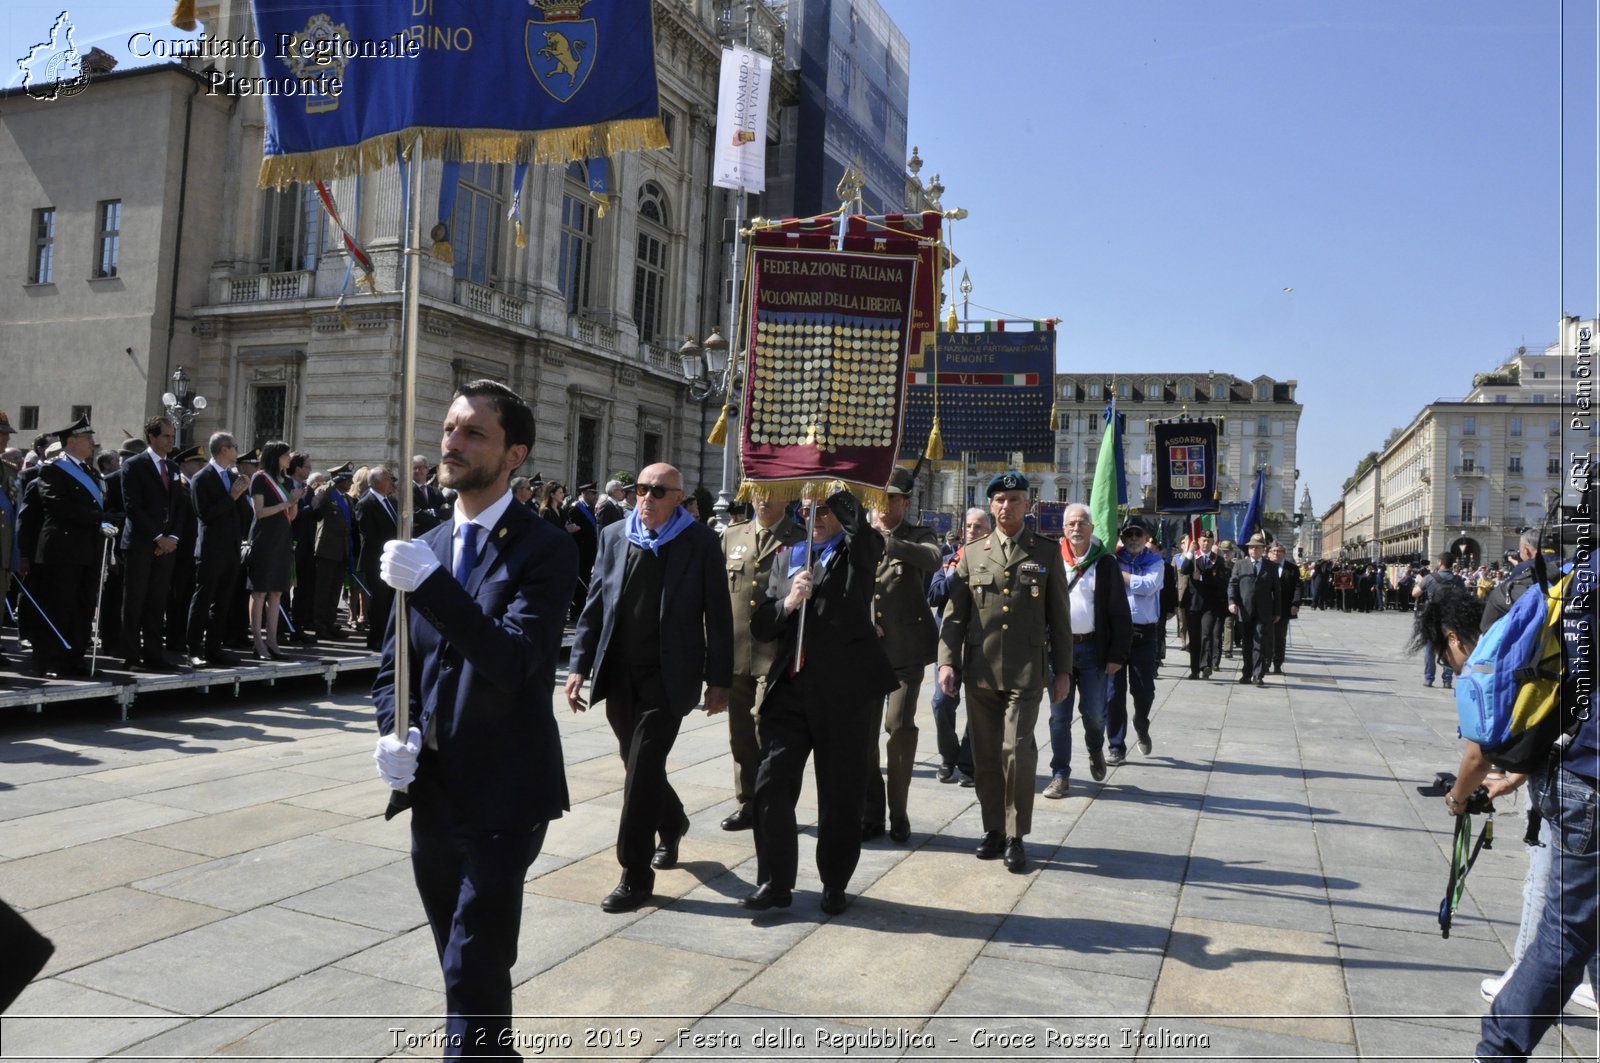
[372,380,577,1060]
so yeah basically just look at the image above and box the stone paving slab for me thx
[126,801,355,858]
[0,797,201,859]
[134,834,404,912]
[2,978,187,1061]
[0,836,208,909]
[27,885,229,978]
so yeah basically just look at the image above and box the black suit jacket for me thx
[191,464,242,560]
[373,501,578,830]
[1228,556,1281,620]
[1179,550,1227,612]
[570,518,735,715]
[1272,561,1301,621]
[752,524,898,705]
[356,490,399,581]
[411,481,450,535]
[120,450,181,552]
[35,459,111,566]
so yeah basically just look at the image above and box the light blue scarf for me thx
[625,505,696,555]
[787,530,845,577]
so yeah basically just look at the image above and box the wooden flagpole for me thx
[393,135,424,742]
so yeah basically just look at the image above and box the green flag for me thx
[1086,415,1120,565]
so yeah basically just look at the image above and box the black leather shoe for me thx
[651,814,690,870]
[1254,678,1266,687]
[1003,836,1028,873]
[601,880,651,913]
[975,831,1005,860]
[936,763,957,784]
[861,821,886,842]
[889,815,910,843]
[720,808,754,832]
[820,887,849,915]
[740,882,792,911]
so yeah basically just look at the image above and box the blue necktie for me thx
[454,523,479,586]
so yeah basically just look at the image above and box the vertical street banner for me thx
[712,45,772,192]
[899,329,1056,467]
[1153,419,1219,513]
[247,0,668,185]
[739,247,919,506]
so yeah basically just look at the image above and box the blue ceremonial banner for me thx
[899,329,1055,466]
[1153,419,1219,514]
[246,0,667,186]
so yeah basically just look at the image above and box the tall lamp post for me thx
[160,366,208,448]
[679,328,739,526]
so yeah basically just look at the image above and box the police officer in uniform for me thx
[32,417,117,676]
[937,471,1072,873]
[719,496,804,831]
[863,466,942,843]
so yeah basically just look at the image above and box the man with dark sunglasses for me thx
[567,463,734,914]
[741,485,897,916]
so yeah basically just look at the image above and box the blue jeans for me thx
[1477,763,1600,1060]
[1423,641,1453,686]
[1047,640,1111,778]
[1108,627,1159,754]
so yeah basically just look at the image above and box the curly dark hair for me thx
[1407,582,1486,662]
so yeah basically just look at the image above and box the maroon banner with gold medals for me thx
[738,246,918,508]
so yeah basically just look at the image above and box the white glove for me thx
[380,538,439,592]
[100,522,118,539]
[374,726,422,788]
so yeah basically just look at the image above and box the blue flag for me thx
[247,0,667,186]
[1104,401,1127,505]
[1238,466,1267,544]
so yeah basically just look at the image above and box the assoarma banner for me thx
[899,330,1055,466]
[739,247,918,506]
[712,45,771,192]
[246,0,667,186]
[1153,419,1220,514]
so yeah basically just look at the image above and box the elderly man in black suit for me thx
[1178,530,1226,680]
[186,432,249,666]
[565,463,734,914]
[1266,541,1300,674]
[357,466,400,650]
[31,417,118,676]
[1226,531,1280,687]
[741,486,898,915]
[373,380,577,1061]
[119,416,183,671]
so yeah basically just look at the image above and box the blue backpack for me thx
[1454,562,1573,773]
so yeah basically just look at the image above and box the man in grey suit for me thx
[566,463,734,914]
[1226,531,1280,687]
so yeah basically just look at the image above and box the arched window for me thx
[259,183,323,273]
[559,161,596,312]
[633,182,671,342]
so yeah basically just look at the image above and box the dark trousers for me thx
[727,673,765,813]
[31,560,98,673]
[291,540,316,632]
[187,548,240,656]
[1108,627,1159,753]
[313,557,348,635]
[931,686,974,776]
[753,668,872,892]
[604,674,685,886]
[367,574,394,651]
[1238,612,1274,681]
[1271,617,1291,670]
[411,809,547,1061]
[165,554,195,651]
[121,543,175,663]
[1184,608,1218,676]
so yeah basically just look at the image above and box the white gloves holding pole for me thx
[374,727,422,788]
[380,539,439,592]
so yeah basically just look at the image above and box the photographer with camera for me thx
[1413,568,1599,1061]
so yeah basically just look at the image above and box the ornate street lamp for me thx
[681,328,742,527]
[160,365,208,447]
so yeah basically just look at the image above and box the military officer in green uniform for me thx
[719,496,805,831]
[863,466,943,843]
[937,471,1072,873]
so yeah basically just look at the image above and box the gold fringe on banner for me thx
[736,478,890,515]
[354,269,378,295]
[514,219,527,249]
[430,239,453,265]
[170,0,197,31]
[257,119,668,189]
[707,403,731,447]
[1048,398,1059,432]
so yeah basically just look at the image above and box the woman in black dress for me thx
[538,481,569,529]
[248,440,303,659]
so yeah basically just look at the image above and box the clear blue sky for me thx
[5,2,1596,512]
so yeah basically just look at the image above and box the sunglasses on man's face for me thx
[634,482,679,499]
